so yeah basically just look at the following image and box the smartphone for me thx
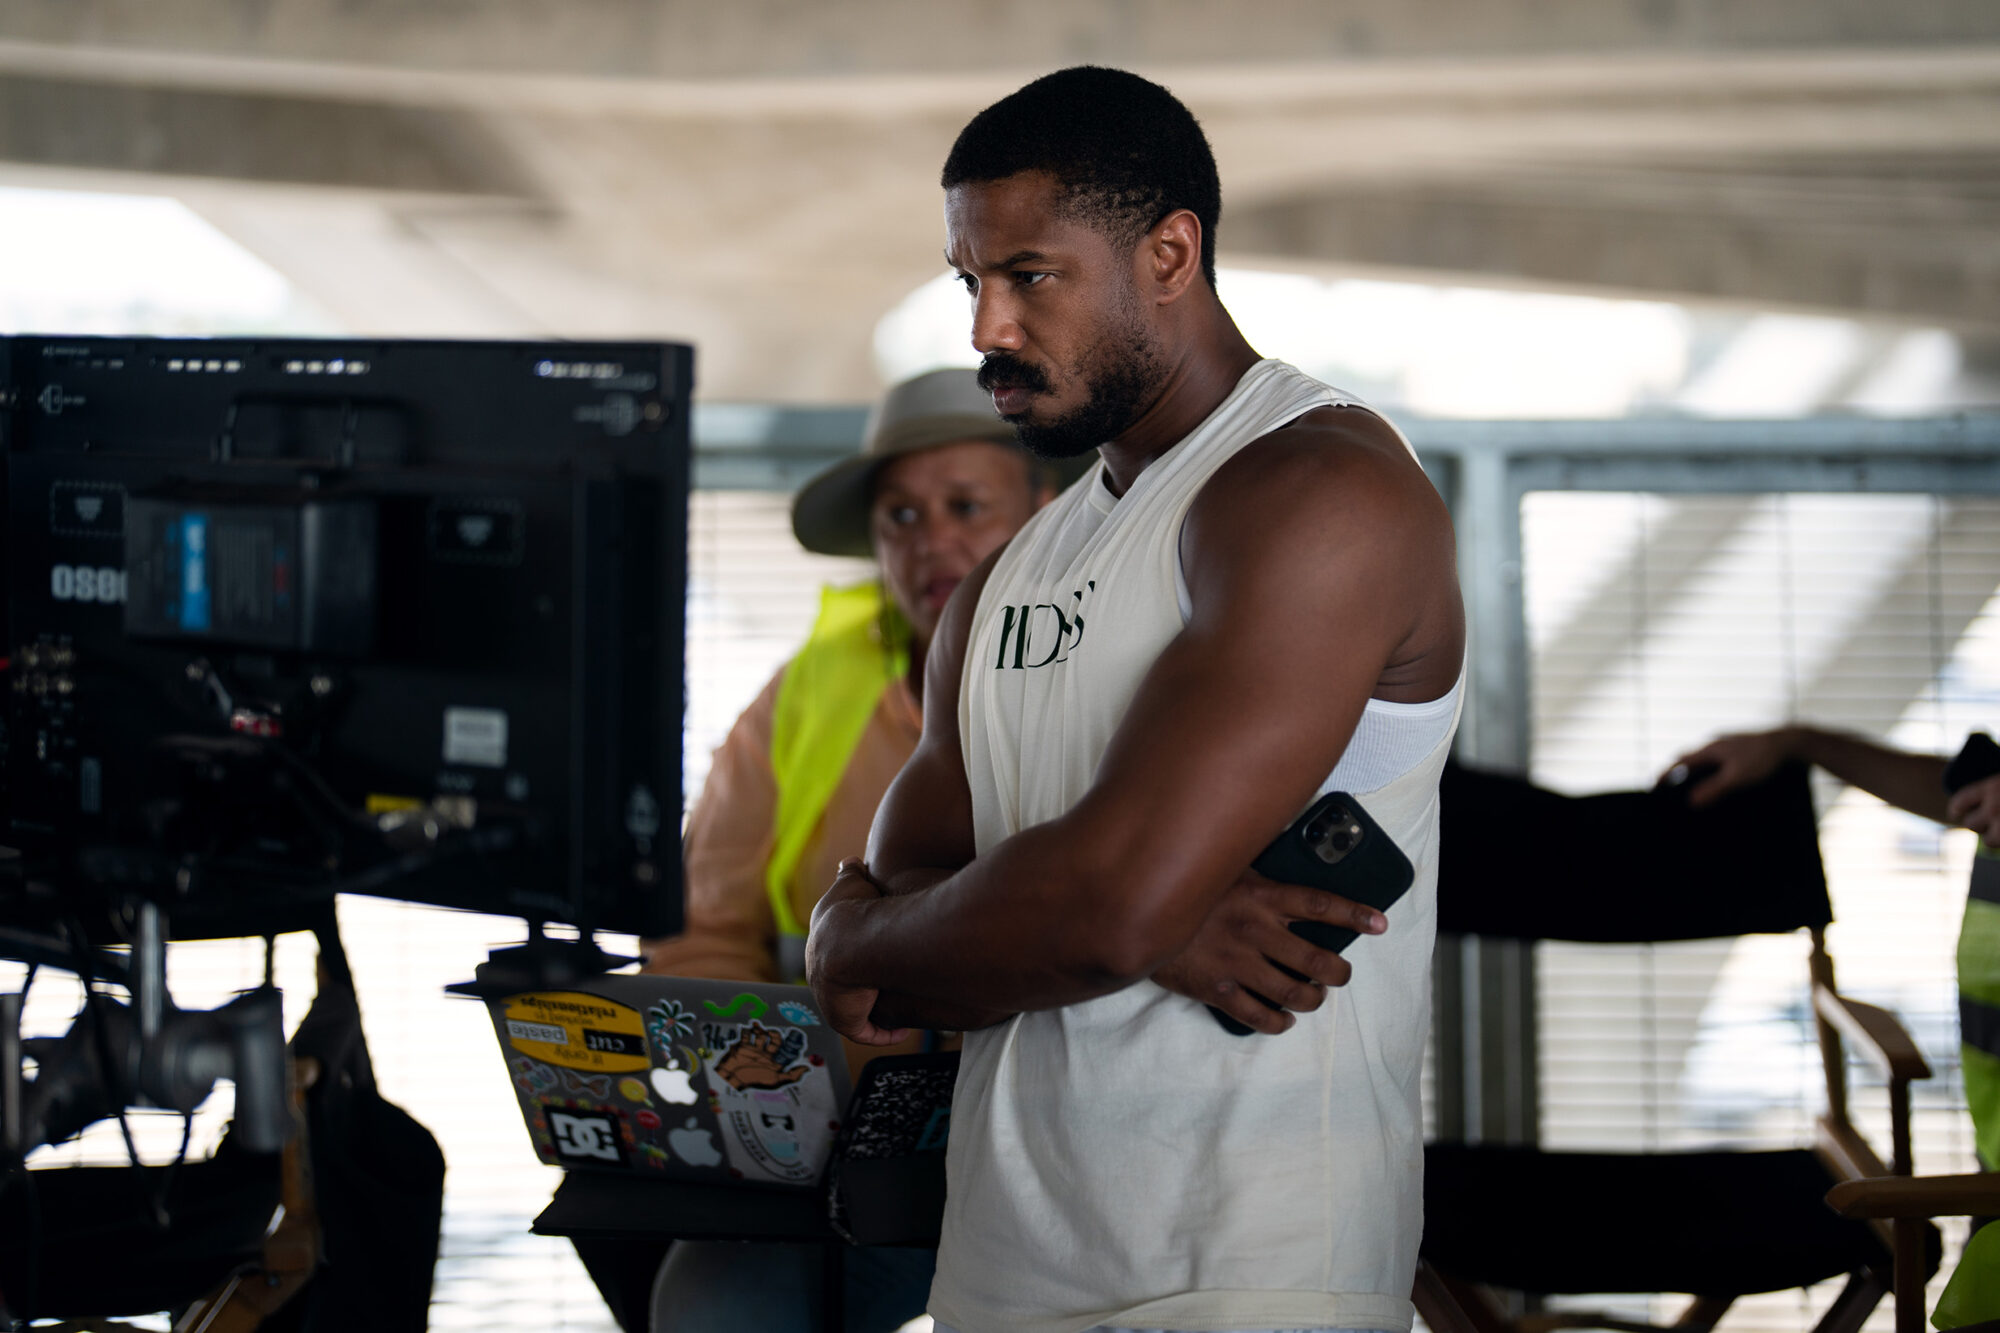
[1944,732,2000,794]
[1208,791,1415,1036]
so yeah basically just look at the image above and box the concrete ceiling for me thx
[1,1,1997,400]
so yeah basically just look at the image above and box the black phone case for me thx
[1208,791,1416,1036]
[1945,732,2000,795]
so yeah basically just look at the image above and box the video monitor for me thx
[1,336,691,939]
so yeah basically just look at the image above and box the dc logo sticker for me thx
[548,1108,625,1165]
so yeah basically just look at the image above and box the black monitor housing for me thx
[2,336,692,945]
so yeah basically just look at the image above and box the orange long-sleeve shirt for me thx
[643,659,930,1069]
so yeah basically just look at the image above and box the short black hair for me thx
[942,66,1221,288]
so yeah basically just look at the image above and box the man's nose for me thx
[970,287,1023,355]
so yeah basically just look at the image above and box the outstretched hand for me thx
[1152,868,1386,1035]
[1947,774,2000,848]
[1663,729,1794,808]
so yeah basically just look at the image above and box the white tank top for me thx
[932,360,1462,1333]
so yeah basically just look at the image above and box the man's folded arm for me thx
[816,549,1018,1032]
[812,413,1462,1019]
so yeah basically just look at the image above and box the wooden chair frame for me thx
[1827,1172,2000,1333]
[170,1053,323,1333]
[1416,926,1933,1333]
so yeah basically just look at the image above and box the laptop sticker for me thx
[703,992,769,1021]
[776,1000,820,1026]
[504,992,650,1073]
[647,999,697,1048]
[560,1068,612,1098]
[650,1062,699,1105]
[669,1116,724,1168]
[698,1019,839,1185]
[712,1022,808,1091]
[510,1055,559,1093]
[547,1107,626,1166]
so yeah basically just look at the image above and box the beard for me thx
[977,312,1167,461]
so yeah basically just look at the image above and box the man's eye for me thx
[956,273,978,295]
[887,505,918,525]
[1016,271,1050,287]
[952,499,986,518]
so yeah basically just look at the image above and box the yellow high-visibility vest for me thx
[765,581,909,980]
[1961,848,2000,1169]
[1937,847,2000,1328]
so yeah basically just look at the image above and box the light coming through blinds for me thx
[1522,492,1998,1331]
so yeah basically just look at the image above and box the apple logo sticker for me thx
[651,1064,698,1105]
[668,1117,722,1168]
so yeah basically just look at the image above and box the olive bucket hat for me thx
[790,367,1031,558]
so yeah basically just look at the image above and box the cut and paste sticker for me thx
[504,992,649,1073]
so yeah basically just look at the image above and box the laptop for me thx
[486,974,855,1189]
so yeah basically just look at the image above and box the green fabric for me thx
[766,581,908,958]
[1935,1218,2000,1328]
[1965,877,2000,1178]
[1965,882,2000,1011]
[1943,847,2000,1329]
[1965,1046,2000,1175]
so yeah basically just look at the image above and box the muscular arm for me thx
[807,409,1463,1025]
[804,551,1014,1037]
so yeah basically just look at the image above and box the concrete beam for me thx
[4,3,1997,401]
[1225,166,2000,329]
[5,0,2000,81]
[0,71,533,196]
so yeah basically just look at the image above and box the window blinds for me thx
[1523,491,1997,1329]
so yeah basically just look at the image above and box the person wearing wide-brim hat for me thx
[622,368,1065,1333]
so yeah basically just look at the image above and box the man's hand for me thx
[1151,869,1386,1035]
[1664,729,1796,808]
[806,859,914,1048]
[1947,774,2000,848]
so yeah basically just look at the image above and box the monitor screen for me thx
[1,336,691,939]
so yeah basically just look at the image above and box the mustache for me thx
[977,354,1050,396]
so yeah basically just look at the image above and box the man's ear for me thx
[1143,209,1204,305]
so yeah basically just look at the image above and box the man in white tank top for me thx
[807,68,1466,1333]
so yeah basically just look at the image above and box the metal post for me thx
[134,901,166,1041]
[1434,442,1538,1147]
